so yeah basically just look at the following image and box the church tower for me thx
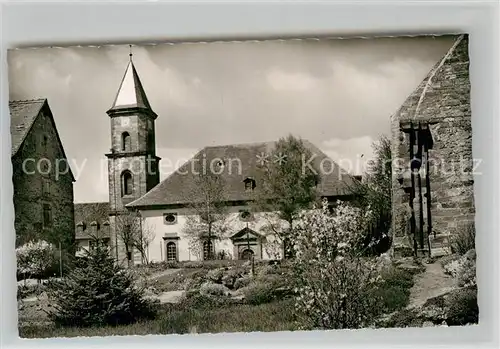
[106,50,160,213]
[106,49,160,264]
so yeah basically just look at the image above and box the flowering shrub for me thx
[291,199,383,329]
[443,258,462,278]
[442,249,476,287]
[16,240,56,280]
[263,237,283,260]
[457,249,476,288]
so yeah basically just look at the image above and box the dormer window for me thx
[243,177,256,192]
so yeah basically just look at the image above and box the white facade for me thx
[140,205,287,263]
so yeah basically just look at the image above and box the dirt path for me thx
[408,261,455,308]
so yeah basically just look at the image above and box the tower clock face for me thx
[121,117,130,127]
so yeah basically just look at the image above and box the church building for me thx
[74,53,359,265]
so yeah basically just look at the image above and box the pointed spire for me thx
[108,47,153,112]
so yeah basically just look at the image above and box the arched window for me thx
[121,171,133,196]
[203,240,214,260]
[240,249,254,261]
[166,242,177,261]
[122,132,131,152]
[243,178,256,192]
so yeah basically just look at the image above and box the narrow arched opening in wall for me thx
[241,248,254,260]
[122,132,131,152]
[121,170,133,196]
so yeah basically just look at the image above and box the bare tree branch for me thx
[181,166,231,260]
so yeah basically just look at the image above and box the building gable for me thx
[230,227,264,242]
[10,99,76,182]
[10,99,45,156]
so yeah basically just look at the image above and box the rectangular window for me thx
[42,203,52,228]
[203,240,215,260]
[42,178,50,195]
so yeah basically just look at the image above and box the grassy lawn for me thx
[19,298,299,338]
[18,260,421,337]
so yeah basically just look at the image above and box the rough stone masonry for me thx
[391,34,475,257]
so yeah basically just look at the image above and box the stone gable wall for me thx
[391,35,474,256]
[12,106,75,250]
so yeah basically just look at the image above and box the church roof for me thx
[126,139,359,209]
[74,202,110,225]
[9,98,46,155]
[108,58,153,112]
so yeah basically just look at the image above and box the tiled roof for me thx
[10,98,76,181]
[74,202,110,239]
[127,139,358,209]
[9,99,46,156]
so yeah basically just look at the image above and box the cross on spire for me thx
[129,44,133,60]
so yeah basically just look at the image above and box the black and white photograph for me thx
[8,33,477,338]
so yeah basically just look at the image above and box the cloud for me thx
[157,147,199,179]
[266,68,320,91]
[322,136,375,175]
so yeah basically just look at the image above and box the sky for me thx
[8,35,455,203]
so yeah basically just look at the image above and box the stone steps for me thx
[429,233,449,246]
[393,233,452,258]
[430,247,451,258]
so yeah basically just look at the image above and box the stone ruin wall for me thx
[391,35,475,257]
